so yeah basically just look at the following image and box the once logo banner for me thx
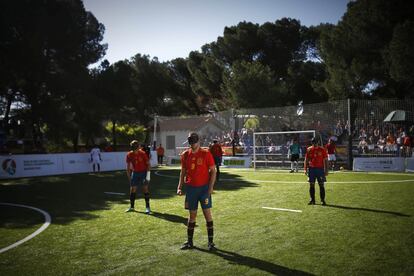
[2,159,16,175]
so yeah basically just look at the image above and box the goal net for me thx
[253,130,316,170]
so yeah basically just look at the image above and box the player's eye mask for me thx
[188,134,199,145]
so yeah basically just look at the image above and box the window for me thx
[166,135,175,150]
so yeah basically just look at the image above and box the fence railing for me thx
[157,99,414,168]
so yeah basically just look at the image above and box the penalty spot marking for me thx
[104,192,126,196]
[0,203,51,254]
[262,207,302,213]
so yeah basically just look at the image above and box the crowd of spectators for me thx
[353,121,413,157]
[199,117,414,158]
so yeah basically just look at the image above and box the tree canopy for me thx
[1,0,413,152]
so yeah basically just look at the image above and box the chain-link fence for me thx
[154,99,414,168]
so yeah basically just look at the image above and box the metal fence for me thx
[155,99,414,168]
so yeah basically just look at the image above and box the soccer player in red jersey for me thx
[177,132,217,251]
[304,137,328,205]
[209,139,223,183]
[325,138,337,171]
[126,140,151,214]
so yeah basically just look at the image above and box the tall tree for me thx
[222,61,285,108]
[0,0,106,147]
[319,0,414,99]
[165,58,201,115]
[129,54,171,135]
[257,18,303,78]
[94,60,134,149]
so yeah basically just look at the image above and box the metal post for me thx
[253,132,256,170]
[153,114,157,150]
[347,99,353,170]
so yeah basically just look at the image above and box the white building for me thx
[151,116,228,157]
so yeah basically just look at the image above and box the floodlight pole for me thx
[153,114,157,150]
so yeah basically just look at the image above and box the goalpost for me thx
[253,130,316,170]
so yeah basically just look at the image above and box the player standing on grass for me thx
[126,140,151,214]
[90,145,102,172]
[304,137,328,205]
[325,138,337,171]
[156,143,165,165]
[209,139,223,183]
[177,132,217,251]
[288,137,301,173]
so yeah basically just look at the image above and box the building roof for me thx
[158,116,226,132]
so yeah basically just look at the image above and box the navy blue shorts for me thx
[214,157,222,166]
[130,171,147,187]
[290,154,299,162]
[185,185,212,210]
[308,168,326,184]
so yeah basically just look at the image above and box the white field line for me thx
[154,171,414,184]
[221,169,414,176]
[104,192,126,195]
[0,203,51,254]
[262,207,302,213]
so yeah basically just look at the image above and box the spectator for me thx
[386,132,396,152]
[358,138,368,154]
[156,144,165,165]
[377,135,386,152]
[359,128,367,140]
[403,134,412,157]
[373,127,380,144]
[334,121,344,143]
[104,144,113,152]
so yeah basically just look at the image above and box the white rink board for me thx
[0,151,158,179]
[404,158,414,172]
[353,157,405,172]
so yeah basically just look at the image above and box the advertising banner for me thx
[353,157,405,172]
[0,151,158,179]
[0,154,62,178]
[405,158,414,172]
[222,156,252,168]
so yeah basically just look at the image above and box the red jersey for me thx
[181,148,215,187]
[403,136,411,146]
[210,143,223,158]
[156,146,165,156]
[126,150,149,172]
[305,146,327,168]
[325,143,336,154]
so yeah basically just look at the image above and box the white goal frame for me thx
[253,130,316,170]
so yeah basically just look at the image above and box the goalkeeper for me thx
[304,137,328,205]
[125,140,151,214]
[288,137,301,173]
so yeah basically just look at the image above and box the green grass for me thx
[1,168,414,275]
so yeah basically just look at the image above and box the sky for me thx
[83,0,349,64]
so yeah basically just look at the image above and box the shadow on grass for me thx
[0,169,257,227]
[138,211,188,226]
[325,204,410,217]
[153,170,258,194]
[195,247,314,275]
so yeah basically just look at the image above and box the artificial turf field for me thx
[1,168,413,275]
